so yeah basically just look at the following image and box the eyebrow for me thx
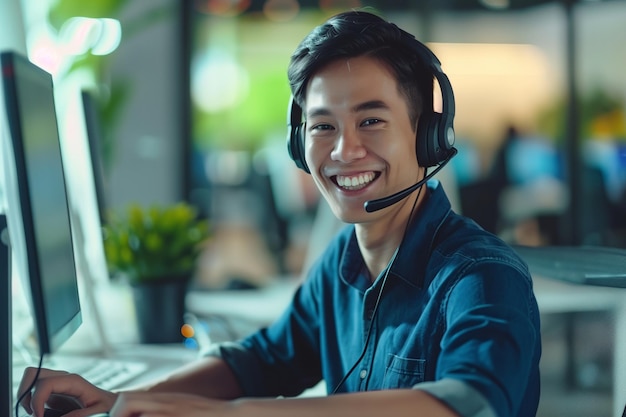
[306,99,390,119]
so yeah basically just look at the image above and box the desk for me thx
[187,276,626,417]
[87,344,199,387]
[186,279,300,338]
[12,344,198,392]
[533,276,626,417]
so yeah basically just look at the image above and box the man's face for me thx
[303,55,421,224]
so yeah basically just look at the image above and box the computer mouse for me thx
[43,408,109,417]
[42,407,66,417]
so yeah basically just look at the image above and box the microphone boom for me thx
[364,148,457,213]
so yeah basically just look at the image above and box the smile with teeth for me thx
[335,172,376,191]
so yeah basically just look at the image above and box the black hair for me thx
[287,10,434,127]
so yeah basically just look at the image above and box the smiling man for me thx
[18,9,541,417]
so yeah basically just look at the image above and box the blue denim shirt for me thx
[209,181,541,417]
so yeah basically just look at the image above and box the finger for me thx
[17,366,41,413]
[63,406,115,417]
[45,393,83,410]
[17,367,68,414]
[110,395,159,417]
[110,393,189,417]
[29,373,98,417]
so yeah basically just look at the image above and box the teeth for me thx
[336,172,376,190]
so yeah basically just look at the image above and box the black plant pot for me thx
[131,279,188,344]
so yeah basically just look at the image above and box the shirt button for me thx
[359,369,367,379]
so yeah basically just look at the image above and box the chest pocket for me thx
[381,354,426,389]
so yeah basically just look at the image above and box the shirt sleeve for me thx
[414,378,497,417]
[202,278,324,398]
[203,341,267,396]
[436,261,541,417]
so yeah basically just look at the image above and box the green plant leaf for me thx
[103,202,210,284]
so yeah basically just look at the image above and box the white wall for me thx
[0,0,27,211]
[0,0,27,54]
[106,0,184,209]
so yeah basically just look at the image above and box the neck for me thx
[356,186,428,281]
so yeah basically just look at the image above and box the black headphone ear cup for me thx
[417,111,453,167]
[287,98,310,173]
[416,111,437,168]
[288,123,310,173]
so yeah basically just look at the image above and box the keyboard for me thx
[13,356,149,393]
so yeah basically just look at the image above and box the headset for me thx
[286,37,456,175]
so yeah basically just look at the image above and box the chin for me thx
[327,198,371,224]
[332,209,367,225]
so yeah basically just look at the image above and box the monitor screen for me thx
[81,89,108,227]
[1,51,82,355]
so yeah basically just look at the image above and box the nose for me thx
[330,127,366,163]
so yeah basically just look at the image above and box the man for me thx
[19,9,540,417]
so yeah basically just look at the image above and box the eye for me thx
[310,123,334,132]
[361,118,382,127]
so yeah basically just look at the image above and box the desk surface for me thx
[12,344,198,389]
[513,245,626,288]
[533,275,626,313]
[186,275,626,323]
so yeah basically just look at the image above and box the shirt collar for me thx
[338,179,452,291]
[391,179,452,289]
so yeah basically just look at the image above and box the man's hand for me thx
[17,367,118,417]
[109,392,233,417]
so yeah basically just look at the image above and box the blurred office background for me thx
[7,0,626,416]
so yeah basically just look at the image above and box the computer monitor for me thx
[1,214,12,415]
[1,50,82,355]
[57,88,111,291]
[80,89,108,227]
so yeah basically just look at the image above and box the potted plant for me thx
[103,202,210,343]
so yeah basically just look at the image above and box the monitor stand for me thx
[1,213,14,416]
[69,213,113,357]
